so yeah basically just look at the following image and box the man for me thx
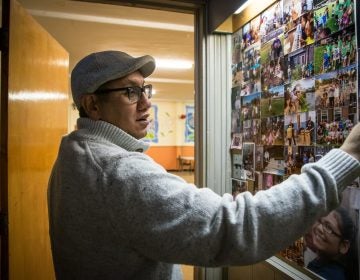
[48,50,360,280]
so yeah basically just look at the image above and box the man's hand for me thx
[340,123,360,161]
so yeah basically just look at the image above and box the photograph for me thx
[232,27,243,65]
[261,57,288,90]
[231,133,243,150]
[284,11,315,55]
[261,85,285,118]
[284,110,316,146]
[262,171,284,189]
[255,145,264,171]
[232,152,246,180]
[232,61,244,87]
[242,118,261,144]
[315,64,357,110]
[242,16,262,48]
[288,44,314,81]
[283,0,303,32]
[242,92,261,120]
[242,42,261,94]
[260,30,284,66]
[285,145,316,177]
[314,26,356,75]
[316,107,355,146]
[285,79,315,115]
[261,115,285,146]
[314,0,354,40]
[231,86,242,110]
[231,109,242,134]
[263,145,285,176]
[259,1,283,38]
[232,179,248,198]
[242,142,255,181]
[303,189,359,280]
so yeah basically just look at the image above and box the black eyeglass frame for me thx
[318,219,342,238]
[95,84,152,103]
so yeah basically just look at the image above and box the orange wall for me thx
[146,146,194,170]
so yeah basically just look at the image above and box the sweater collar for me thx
[76,118,150,152]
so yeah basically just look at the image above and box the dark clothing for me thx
[307,258,346,280]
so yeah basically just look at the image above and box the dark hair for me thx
[335,207,355,241]
[78,81,113,118]
[334,207,358,280]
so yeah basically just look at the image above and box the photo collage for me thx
[231,0,358,273]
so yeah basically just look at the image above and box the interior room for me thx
[1,0,359,280]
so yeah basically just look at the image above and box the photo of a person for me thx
[261,116,284,146]
[304,207,357,280]
[231,133,243,150]
[314,27,356,75]
[261,85,285,118]
[259,1,283,37]
[314,0,354,40]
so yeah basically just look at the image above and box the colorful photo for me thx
[241,92,261,120]
[314,0,354,40]
[260,115,285,146]
[284,12,315,55]
[314,26,356,75]
[261,85,285,118]
[284,111,316,146]
[316,107,355,146]
[259,1,283,38]
[315,65,356,109]
[243,119,261,144]
[285,79,315,115]
[261,57,288,90]
[263,145,285,176]
[242,42,261,94]
[260,31,284,66]
[288,44,314,81]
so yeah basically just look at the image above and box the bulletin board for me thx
[230,0,359,278]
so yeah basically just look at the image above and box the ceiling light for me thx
[234,0,255,14]
[29,9,193,32]
[155,59,193,69]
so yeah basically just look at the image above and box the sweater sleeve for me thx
[105,149,360,267]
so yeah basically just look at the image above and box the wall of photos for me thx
[230,0,359,277]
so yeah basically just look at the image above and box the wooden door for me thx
[1,0,69,279]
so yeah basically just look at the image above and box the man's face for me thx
[95,71,152,139]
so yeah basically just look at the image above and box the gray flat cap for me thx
[71,50,156,109]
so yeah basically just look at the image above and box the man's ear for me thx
[339,240,350,255]
[80,95,101,120]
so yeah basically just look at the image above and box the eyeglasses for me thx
[95,84,152,103]
[318,219,342,238]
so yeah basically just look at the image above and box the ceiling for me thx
[17,0,195,101]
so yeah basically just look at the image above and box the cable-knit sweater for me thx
[48,118,360,280]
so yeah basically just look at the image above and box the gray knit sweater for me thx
[48,118,360,280]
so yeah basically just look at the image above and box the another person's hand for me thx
[340,123,360,161]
